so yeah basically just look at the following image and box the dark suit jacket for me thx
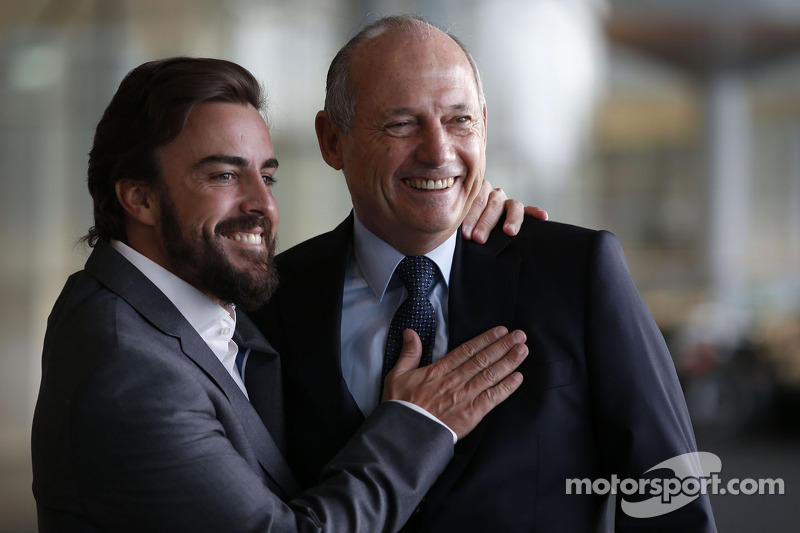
[31,240,453,532]
[253,214,716,532]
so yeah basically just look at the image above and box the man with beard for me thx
[30,57,532,532]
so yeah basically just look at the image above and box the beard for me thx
[158,193,279,311]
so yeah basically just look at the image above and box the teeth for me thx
[226,232,262,244]
[405,177,455,190]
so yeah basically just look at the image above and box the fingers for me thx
[462,182,508,243]
[382,325,528,440]
[433,326,509,373]
[524,205,549,221]
[472,187,506,243]
[461,180,493,242]
[381,330,422,402]
[462,185,549,243]
[441,330,528,439]
[389,329,422,376]
[463,335,528,396]
[454,330,528,389]
[470,371,524,422]
[502,203,548,236]
[501,199,525,236]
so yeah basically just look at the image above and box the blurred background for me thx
[2,0,798,530]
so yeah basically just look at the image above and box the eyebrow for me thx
[385,103,472,116]
[194,155,279,170]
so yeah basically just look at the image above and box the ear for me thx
[315,110,345,170]
[115,178,158,227]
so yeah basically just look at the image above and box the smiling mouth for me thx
[403,177,455,190]
[222,232,263,244]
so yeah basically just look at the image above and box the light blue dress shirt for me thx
[341,214,456,417]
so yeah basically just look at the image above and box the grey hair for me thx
[324,14,486,132]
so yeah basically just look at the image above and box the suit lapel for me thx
[420,226,521,518]
[237,313,287,455]
[85,241,300,497]
[448,226,519,348]
[267,216,366,486]
[178,329,300,497]
[281,215,366,431]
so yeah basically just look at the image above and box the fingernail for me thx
[504,223,516,233]
[512,330,526,343]
[474,229,485,241]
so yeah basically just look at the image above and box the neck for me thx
[362,223,454,256]
[379,229,450,256]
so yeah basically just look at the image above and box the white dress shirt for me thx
[111,240,248,398]
[341,215,456,418]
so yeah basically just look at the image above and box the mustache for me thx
[215,215,273,236]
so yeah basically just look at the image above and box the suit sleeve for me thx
[41,297,452,533]
[584,231,716,532]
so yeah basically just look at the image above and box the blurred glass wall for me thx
[2,0,798,531]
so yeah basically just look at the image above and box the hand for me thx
[383,326,528,439]
[524,205,549,222]
[462,180,548,243]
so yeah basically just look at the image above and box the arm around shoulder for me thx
[34,298,453,533]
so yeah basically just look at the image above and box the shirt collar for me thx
[110,240,235,341]
[352,213,456,301]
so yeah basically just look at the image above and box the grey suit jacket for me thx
[31,240,452,532]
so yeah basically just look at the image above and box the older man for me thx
[252,15,717,532]
[30,56,530,532]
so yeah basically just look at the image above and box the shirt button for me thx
[221,327,231,336]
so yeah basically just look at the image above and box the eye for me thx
[214,172,236,182]
[262,175,277,186]
[450,115,476,136]
[384,119,418,136]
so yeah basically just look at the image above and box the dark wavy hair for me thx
[82,57,264,246]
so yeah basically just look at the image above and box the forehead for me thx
[350,29,480,108]
[162,102,273,162]
[182,102,270,143]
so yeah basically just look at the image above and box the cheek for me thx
[378,140,414,173]
[358,157,389,195]
[463,143,485,182]
[196,208,230,236]
[270,203,280,231]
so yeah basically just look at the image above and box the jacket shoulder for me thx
[496,216,609,259]
[516,216,599,242]
[277,230,339,267]
[275,216,352,276]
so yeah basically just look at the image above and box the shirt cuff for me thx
[389,400,458,444]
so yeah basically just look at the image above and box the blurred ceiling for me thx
[607,0,800,74]
[3,0,800,77]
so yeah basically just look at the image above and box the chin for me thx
[413,216,459,236]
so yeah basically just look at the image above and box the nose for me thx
[416,122,455,167]
[240,171,278,222]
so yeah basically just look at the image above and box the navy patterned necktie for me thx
[381,256,437,399]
